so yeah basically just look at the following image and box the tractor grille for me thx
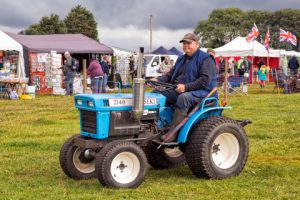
[103,99,109,107]
[81,110,97,134]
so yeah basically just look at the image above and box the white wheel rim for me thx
[73,147,95,173]
[211,133,240,169]
[164,147,183,158]
[110,152,140,184]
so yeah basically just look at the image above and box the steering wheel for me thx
[145,80,177,92]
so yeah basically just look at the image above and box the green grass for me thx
[0,84,299,200]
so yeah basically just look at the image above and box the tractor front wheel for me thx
[185,116,248,179]
[95,141,147,188]
[59,134,96,179]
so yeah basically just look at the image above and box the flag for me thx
[280,28,297,46]
[246,23,259,42]
[264,28,270,52]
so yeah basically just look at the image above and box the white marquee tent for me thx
[214,36,280,58]
[0,30,25,78]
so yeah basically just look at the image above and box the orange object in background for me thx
[221,99,227,106]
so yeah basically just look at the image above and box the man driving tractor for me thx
[153,33,217,142]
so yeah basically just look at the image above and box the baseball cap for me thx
[179,33,199,43]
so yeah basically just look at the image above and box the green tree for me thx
[64,5,98,40]
[194,8,300,51]
[195,8,245,48]
[20,14,67,35]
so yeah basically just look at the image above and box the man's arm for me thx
[185,57,215,91]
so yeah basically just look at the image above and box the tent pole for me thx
[251,40,255,85]
[83,59,87,93]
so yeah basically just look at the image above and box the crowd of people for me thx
[62,51,111,95]
[205,48,300,93]
[62,43,300,96]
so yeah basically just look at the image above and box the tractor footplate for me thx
[73,137,106,149]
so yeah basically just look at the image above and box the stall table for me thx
[0,78,28,99]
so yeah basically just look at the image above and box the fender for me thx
[177,106,232,143]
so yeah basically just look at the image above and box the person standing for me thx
[228,57,236,76]
[100,55,110,93]
[288,56,299,76]
[129,55,135,85]
[158,56,173,75]
[63,51,79,96]
[87,59,104,93]
[237,57,252,82]
[257,65,269,88]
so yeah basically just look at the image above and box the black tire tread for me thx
[59,134,96,180]
[95,140,147,188]
[142,142,185,169]
[185,116,248,179]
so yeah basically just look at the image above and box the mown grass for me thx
[0,83,299,200]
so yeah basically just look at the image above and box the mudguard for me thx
[177,101,231,143]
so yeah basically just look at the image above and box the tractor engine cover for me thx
[109,111,140,137]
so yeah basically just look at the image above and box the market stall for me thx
[214,36,281,82]
[7,33,113,94]
[112,47,136,87]
[0,31,27,98]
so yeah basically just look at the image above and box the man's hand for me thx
[176,84,185,93]
[150,78,158,81]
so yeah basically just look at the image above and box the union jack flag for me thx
[246,23,259,42]
[264,28,270,52]
[280,28,297,46]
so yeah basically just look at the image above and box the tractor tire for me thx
[59,134,96,179]
[95,140,147,188]
[185,116,248,179]
[142,142,185,169]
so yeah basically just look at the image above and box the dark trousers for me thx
[158,89,202,114]
[65,72,76,95]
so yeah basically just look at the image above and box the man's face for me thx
[182,41,199,56]
[64,53,70,59]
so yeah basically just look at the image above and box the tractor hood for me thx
[74,92,166,111]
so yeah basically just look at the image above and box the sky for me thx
[1,0,300,52]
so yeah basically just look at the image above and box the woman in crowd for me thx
[87,59,104,93]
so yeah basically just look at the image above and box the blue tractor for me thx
[59,48,251,188]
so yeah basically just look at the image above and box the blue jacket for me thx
[159,49,217,98]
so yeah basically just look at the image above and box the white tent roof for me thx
[284,50,300,57]
[0,30,25,78]
[214,36,280,58]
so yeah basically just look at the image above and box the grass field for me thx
[0,84,299,199]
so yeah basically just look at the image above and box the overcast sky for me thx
[1,0,300,51]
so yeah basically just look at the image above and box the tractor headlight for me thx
[87,101,94,107]
[76,99,83,105]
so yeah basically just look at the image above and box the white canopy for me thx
[214,36,280,58]
[0,30,25,78]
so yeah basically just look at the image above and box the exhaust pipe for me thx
[132,47,145,120]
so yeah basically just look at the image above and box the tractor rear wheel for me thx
[142,142,185,169]
[185,116,248,179]
[95,141,147,188]
[59,134,97,179]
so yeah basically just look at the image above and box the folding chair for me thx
[227,76,248,96]
[272,69,284,93]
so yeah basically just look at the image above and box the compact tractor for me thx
[59,47,251,188]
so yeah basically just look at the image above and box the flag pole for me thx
[251,39,255,85]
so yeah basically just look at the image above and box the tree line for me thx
[194,8,300,51]
[20,5,98,41]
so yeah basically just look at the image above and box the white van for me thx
[144,54,178,78]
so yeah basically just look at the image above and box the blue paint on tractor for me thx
[74,93,229,141]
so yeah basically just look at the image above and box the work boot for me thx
[160,109,186,142]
